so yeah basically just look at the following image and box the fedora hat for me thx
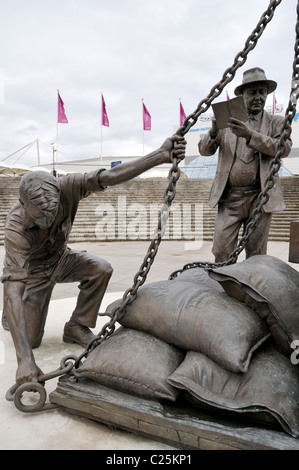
[234,67,277,96]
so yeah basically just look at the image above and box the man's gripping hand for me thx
[160,134,187,163]
[228,118,252,141]
[16,358,44,387]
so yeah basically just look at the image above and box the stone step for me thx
[0,176,298,245]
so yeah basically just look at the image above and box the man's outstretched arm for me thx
[99,134,186,187]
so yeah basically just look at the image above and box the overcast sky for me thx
[0,0,297,166]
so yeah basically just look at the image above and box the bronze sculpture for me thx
[1,134,186,388]
[3,1,299,451]
[198,67,292,262]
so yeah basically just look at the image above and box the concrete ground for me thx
[0,239,298,450]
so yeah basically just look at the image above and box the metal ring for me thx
[5,384,18,402]
[13,382,47,413]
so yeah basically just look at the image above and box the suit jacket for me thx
[198,111,292,213]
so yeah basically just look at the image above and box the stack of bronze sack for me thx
[74,255,299,438]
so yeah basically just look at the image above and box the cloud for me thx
[0,0,297,166]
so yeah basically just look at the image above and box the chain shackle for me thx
[6,355,76,412]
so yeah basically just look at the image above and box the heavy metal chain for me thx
[75,0,284,362]
[177,0,283,137]
[73,155,183,365]
[170,0,299,278]
[10,0,293,412]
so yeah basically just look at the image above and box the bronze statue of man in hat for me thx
[1,134,186,387]
[198,67,292,262]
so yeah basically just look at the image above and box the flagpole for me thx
[36,138,40,166]
[100,92,103,164]
[55,90,68,176]
[100,94,110,163]
[179,98,181,126]
[55,89,59,175]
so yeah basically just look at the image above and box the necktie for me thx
[248,115,260,131]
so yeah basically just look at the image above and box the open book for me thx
[212,96,248,129]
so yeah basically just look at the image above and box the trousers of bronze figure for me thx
[4,247,113,348]
[212,187,272,263]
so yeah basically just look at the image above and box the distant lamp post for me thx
[51,142,58,177]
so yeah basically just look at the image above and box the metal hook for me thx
[13,382,58,413]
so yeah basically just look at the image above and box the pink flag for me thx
[143,102,151,131]
[226,91,230,101]
[101,94,109,127]
[179,101,186,126]
[57,91,68,123]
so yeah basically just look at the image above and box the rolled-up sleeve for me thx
[1,266,28,282]
[60,169,107,202]
[198,132,222,156]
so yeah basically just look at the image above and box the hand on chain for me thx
[228,117,252,141]
[16,358,44,387]
[160,134,187,163]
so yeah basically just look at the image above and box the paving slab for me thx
[0,240,298,450]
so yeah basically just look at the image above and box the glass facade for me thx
[183,152,293,179]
